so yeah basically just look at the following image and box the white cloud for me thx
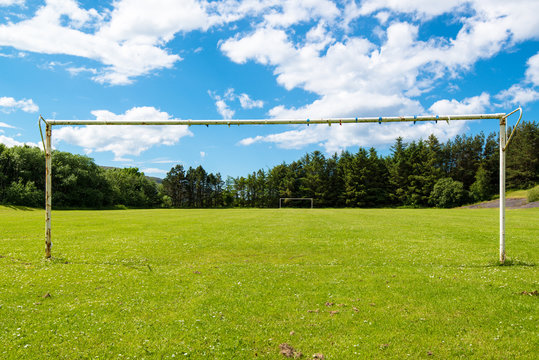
[495,85,539,106]
[261,0,340,27]
[209,89,233,119]
[0,134,40,148]
[67,67,98,76]
[495,51,539,106]
[209,0,340,28]
[429,93,491,115]
[221,1,539,151]
[0,96,39,113]
[140,167,168,175]
[525,52,539,86]
[0,0,24,6]
[0,0,343,86]
[239,121,468,154]
[209,88,264,117]
[53,106,193,159]
[239,93,264,109]
[0,121,16,128]
[0,0,209,85]
[200,151,206,158]
[357,0,466,19]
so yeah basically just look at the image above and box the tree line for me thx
[0,121,537,209]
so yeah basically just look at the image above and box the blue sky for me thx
[0,0,538,178]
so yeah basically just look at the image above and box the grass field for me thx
[1,207,537,359]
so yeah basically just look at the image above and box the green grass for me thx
[1,207,537,359]
[505,189,530,198]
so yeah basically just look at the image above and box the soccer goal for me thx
[279,198,314,209]
[38,107,522,263]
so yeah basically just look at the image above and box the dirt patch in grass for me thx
[279,343,302,358]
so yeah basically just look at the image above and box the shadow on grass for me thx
[46,256,153,272]
[488,258,536,267]
[454,258,536,268]
[3,205,37,211]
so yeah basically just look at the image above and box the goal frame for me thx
[279,198,314,209]
[38,108,523,263]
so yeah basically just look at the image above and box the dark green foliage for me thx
[0,145,45,207]
[52,151,112,208]
[342,148,390,207]
[4,180,42,207]
[0,121,537,208]
[103,167,161,208]
[162,165,224,208]
[429,178,467,208]
[506,121,539,189]
[470,165,493,202]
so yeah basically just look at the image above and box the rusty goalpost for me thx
[38,107,523,263]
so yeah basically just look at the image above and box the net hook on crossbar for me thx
[502,106,523,151]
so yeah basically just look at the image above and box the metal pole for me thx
[499,117,506,264]
[45,124,52,258]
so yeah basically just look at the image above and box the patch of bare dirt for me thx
[279,343,302,358]
[463,198,539,209]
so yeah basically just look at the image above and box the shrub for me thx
[429,178,467,208]
[469,165,492,202]
[527,185,539,203]
[5,180,42,207]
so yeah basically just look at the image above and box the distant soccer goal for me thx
[279,198,313,209]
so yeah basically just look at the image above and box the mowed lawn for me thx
[0,207,537,359]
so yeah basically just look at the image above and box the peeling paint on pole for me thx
[45,124,52,258]
[499,117,506,264]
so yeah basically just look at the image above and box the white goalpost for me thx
[279,198,314,209]
[39,108,523,263]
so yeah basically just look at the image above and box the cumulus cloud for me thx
[0,0,207,85]
[239,121,468,154]
[222,0,539,150]
[525,52,539,86]
[238,93,264,109]
[0,134,40,148]
[208,90,235,119]
[429,93,491,115]
[0,96,39,113]
[0,0,24,6]
[496,85,539,106]
[53,106,193,159]
[0,0,344,85]
[208,88,263,118]
[495,52,539,106]
[356,0,467,19]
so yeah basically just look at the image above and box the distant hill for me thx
[100,166,163,184]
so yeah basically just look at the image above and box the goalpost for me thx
[279,198,314,208]
[38,108,523,263]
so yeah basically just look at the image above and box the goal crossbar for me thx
[42,113,505,126]
[38,108,523,264]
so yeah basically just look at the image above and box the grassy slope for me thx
[0,207,537,359]
[503,189,529,199]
